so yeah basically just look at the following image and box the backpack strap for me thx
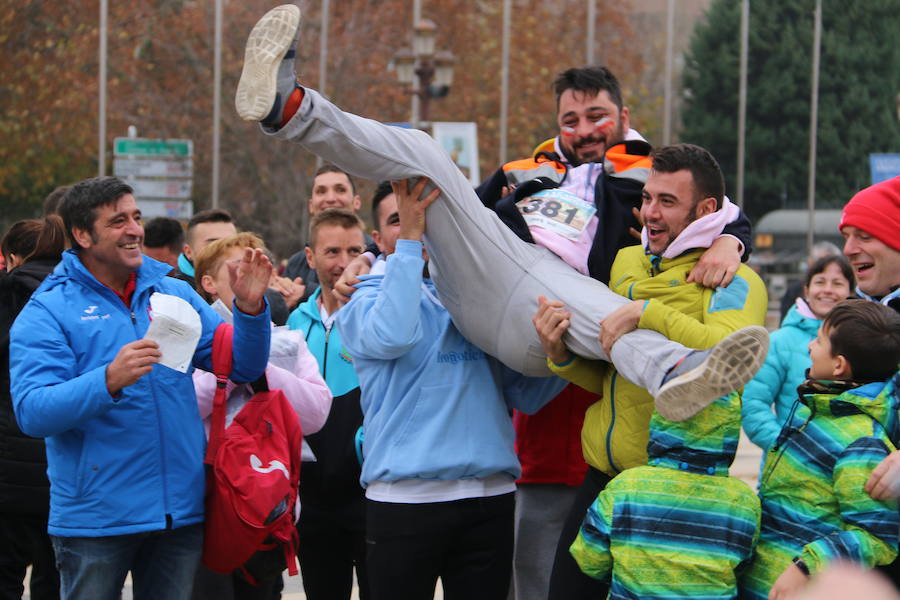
[205,322,234,465]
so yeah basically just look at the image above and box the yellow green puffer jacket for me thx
[551,245,768,477]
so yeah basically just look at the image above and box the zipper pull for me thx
[130,312,137,324]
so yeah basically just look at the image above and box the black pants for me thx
[547,467,612,600]
[297,510,369,600]
[365,493,515,600]
[0,513,59,600]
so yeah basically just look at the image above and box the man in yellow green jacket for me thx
[534,143,768,598]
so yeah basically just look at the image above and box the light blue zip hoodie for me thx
[10,250,270,536]
[287,287,359,397]
[336,240,566,487]
[741,302,821,450]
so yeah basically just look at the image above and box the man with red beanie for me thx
[839,176,900,310]
[842,176,900,590]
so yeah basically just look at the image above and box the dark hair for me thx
[43,184,72,216]
[59,177,134,249]
[308,209,365,248]
[143,217,185,254]
[553,66,623,111]
[823,299,900,381]
[371,181,395,228]
[649,144,725,209]
[805,255,855,290]
[314,164,356,195]
[1,215,66,264]
[187,208,233,233]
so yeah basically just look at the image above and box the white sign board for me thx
[129,179,192,200]
[137,199,194,220]
[114,137,194,209]
[114,158,193,178]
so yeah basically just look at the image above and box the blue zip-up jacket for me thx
[742,304,821,450]
[336,240,566,487]
[10,250,271,537]
[287,287,359,398]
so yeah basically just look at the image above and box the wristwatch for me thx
[792,556,811,577]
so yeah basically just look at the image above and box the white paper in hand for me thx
[144,292,202,373]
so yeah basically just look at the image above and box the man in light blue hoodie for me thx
[336,178,566,600]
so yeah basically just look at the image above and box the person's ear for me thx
[183,243,193,262]
[619,106,630,133]
[695,197,717,219]
[352,194,362,211]
[199,273,218,299]
[371,230,386,255]
[72,227,94,249]
[832,354,853,380]
[305,246,315,269]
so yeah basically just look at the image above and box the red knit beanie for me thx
[839,176,900,251]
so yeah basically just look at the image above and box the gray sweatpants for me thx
[269,88,691,390]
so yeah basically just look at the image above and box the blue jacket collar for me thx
[177,253,195,278]
[48,249,173,299]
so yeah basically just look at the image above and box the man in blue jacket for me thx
[286,208,370,600]
[336,178,566,600]
[9,176,273,600]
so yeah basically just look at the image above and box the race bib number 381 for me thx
[516,188,597,241]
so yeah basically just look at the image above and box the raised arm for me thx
[337,178,441,360]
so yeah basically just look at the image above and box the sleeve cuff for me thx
[551,355,575,368]
[396,239,424,256]
[232,295,272,321]
[716,233,745,256]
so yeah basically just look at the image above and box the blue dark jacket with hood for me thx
[10,251,270,537]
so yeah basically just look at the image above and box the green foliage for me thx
[682,0,900,219]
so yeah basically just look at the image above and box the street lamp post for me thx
[391,19,455,128]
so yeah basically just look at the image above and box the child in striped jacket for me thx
[569,389,760,598]
[741,300,900,599]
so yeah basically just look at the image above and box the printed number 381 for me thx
[519,197,578,224]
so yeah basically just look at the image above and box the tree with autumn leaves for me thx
[1,0,652,259]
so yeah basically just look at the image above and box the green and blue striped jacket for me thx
[740,378,899,599]
[571,393,761,599]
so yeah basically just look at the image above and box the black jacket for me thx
[476,139,752,284]
[0,259,58,514]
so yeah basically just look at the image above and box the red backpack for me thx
[201,323,302,581]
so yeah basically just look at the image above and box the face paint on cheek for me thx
[561,117,613,139]
[595,117,614,135]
